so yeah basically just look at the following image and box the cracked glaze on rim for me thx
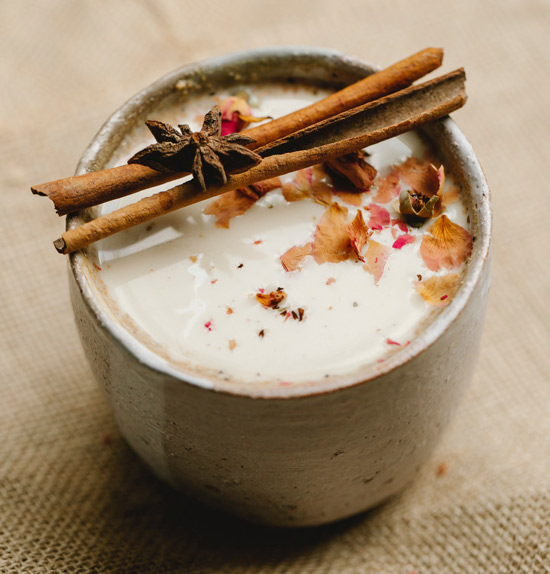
[68,46,491,399]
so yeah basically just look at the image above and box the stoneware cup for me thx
[68,47,491,527]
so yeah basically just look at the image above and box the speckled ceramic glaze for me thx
[68,47,491,527]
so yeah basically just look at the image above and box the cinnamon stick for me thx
[245,47,444,147]
[257,69,465,157]
[54,69,466,254]
[34,47,443,216]
[32,164,179,217]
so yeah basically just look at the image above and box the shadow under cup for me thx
[67,47,491,527]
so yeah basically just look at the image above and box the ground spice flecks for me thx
[256,288,305,323]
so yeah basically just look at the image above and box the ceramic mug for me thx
[68,47,491,527]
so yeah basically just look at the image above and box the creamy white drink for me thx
[93,85,471,385]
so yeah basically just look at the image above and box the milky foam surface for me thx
[95,86,470,384]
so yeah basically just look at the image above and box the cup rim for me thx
[68,46,492,399]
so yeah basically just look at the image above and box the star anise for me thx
[128,105,262,190]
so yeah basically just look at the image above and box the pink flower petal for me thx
[363,240,390,284]
[392,233,415,250]
[366,204,390,230]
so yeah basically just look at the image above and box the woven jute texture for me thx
[1,1,549,572]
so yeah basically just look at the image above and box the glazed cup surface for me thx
[69,47,491,526]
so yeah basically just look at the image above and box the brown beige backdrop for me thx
[1,1,549,572]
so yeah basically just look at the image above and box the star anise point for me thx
[128,105,261,190]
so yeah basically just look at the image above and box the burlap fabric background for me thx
[1,1,549,572]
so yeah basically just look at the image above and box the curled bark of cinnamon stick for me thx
[257,69,465,157]
[55,69,466,254]
[34,47,443,216]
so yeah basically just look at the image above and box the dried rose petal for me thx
[312,164,327,178]
[395,157,424,174]
[310,179,333,206]
[366,204,390,230]
[308,165,339,206]
[392,233,415,250]
[362,239,390,284]
[204,177,280,228]
[346,210,371,261]
[396,157,445,197]
[220,95,270,135]
[282,168,313,202]
[372,170,401,204]
[396,158,440,196]
[391,218,409,233]
[249,176,282,196]
[333,190,363,206]
[416,273,460,307]
[441,184,460,206]
[221,115,241,136]
[256,288,287,308]
[437,165,445,195]
[280,243,313,272]
[312,203,351,264]
[420,215,473,271]
[324,151,377,190]
[204,189,257,228]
